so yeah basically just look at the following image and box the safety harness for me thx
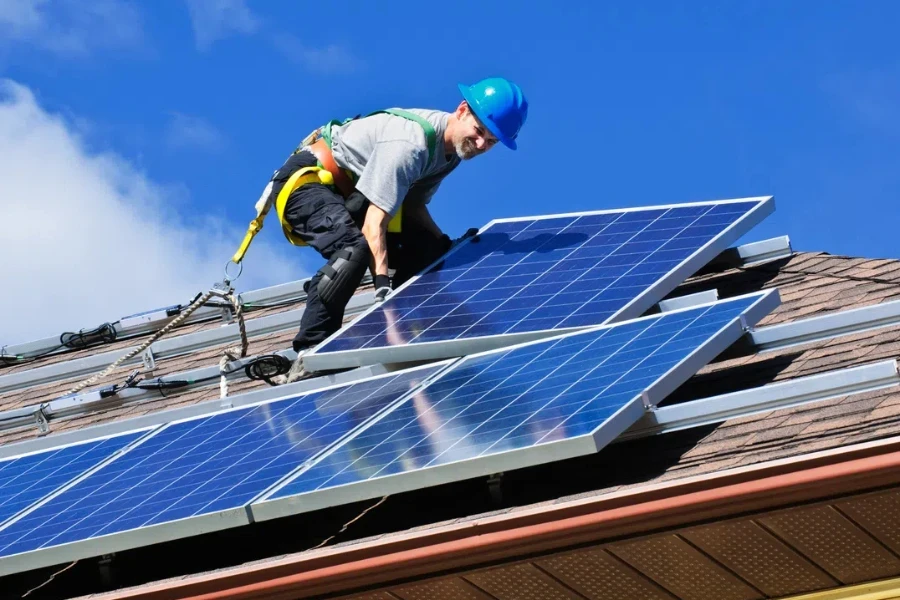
[232,109,438,264]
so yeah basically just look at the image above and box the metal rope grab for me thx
[66,262,249,398]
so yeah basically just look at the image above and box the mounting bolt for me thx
[34,408,49,435]
[142,348,156,372]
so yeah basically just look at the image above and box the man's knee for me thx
[317,242,371,312]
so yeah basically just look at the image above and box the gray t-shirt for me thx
[330,109,461,216]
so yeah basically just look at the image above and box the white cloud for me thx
[271,34,363,73]
[185,0,258,51]
[0,0,43,32]
[164,112,228,152]
[183,2,361,73]
[0,80,310,346]
[823,67,900,137]
[0,0,146,57]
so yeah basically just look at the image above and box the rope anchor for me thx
[223,259,243,287]
[213,289,249,400]
[65,286,250,402]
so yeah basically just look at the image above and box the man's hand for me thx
[454,228,480,246]
[374,274,392,302]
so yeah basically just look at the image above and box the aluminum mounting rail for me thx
[701,235,793,272]
[0,275,374,364]
[621,359,900,440]
[0,358,398,456]
[748,298,900,352]
[0,292,376,395]
[657,290,719,313]
[3,237,787,366]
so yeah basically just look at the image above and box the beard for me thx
[454,137,482,160]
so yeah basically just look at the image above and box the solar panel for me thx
[0,432,146,528]
[253,290,779,520]
[304,197,774,371]
[0,364,443,568]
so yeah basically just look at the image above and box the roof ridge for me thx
[745,252,900,286]
[771,267,900,286]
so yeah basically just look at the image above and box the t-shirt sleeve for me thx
[354,134,429,216]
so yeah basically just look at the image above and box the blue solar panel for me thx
[0,432,144,527]
[0,366,440,559]
[306,198,772,370]
[264,291,776,504]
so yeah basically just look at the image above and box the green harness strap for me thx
[309,109,439,235]
[321,108,438,165]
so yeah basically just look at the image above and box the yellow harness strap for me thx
[388,206,403,233]
[276,167,335,247]
[232,216,264,264]
[231,167,334,262]
[232,165,403,263]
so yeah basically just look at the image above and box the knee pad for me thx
[317,243,371,311]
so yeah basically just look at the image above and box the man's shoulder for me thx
[365,109,445,157]
[380,108,450,134]
[399,108,452,119]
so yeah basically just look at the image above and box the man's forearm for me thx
[362,203,390,276]
[365,225,388,276]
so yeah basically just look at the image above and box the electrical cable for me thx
[243,354,292,386]
[0,322,118,368]
[129,354,292,393]
[60,323,118,350]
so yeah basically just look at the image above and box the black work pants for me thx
[274,151,450,352]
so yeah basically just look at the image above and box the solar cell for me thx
[255,290,779,519]
[0,364,443,563]
[305,197,774,371]
[0,432,145,527]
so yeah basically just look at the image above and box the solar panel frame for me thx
[251,289,779,523]
[0,362,454,578]
[303,196,775,371]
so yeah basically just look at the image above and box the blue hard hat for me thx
[457,77,528,150]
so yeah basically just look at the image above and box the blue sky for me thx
[1,0,898,343]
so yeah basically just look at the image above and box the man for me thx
[265,77,528,383]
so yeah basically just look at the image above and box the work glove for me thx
[453,227,480,247]
[374,274,392,302]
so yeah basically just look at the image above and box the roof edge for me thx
[86,433,900,600]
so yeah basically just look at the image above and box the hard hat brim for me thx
[458,83,517,150]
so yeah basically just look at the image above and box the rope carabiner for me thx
[223,259,243,287]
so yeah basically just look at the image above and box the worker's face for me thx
[453,102,499,160]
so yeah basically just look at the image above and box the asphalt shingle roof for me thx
[3,250,900,598]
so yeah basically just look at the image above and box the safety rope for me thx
[65,287,248,397]
[218,293,249,399]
